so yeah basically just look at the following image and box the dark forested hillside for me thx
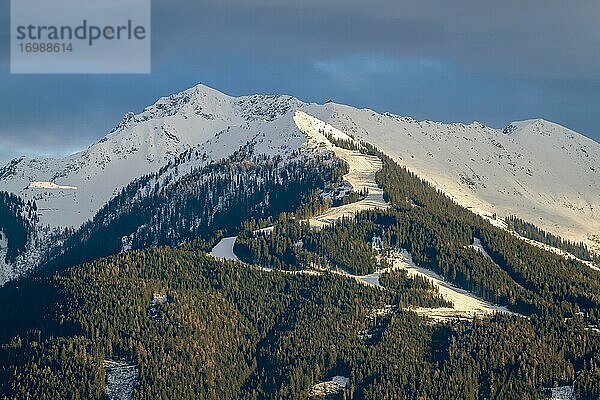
[236,144,600,322]
[235,216,382,276]
[0,192,37,263]
[36,147,346,277]
[0,246,597,399]
[0,140,599,399]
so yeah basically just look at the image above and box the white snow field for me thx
[315,105,600,253]
[28,181,77,190]
[209,236,239,262]
[388,250,512,322]
[293,111,389,228]
[0,84,596,245]
[104,360,138,400]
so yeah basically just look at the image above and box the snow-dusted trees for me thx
[38,151,347,276]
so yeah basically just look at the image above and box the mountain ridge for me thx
[311,101,599,252]
[0,83,597,251]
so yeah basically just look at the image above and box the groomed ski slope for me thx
[210,112,513,321]
[293,111,389,228]
[388,250,512,322]
[209,110,391,262]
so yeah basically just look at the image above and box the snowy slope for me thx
[209,237,239,262]
[293,111,389,228]
[389,249,512,321]
[0,85,306,228]
[0,83,597,252]
[310,104,599,251]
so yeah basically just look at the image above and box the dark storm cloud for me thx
[152,0,600,80]
[0,0,599,166]
[0,6,8,66]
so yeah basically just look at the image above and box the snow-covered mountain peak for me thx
[115,83,234,130]
[107,85,303,139]
[469,121,488,130]
[234,94,303,122]
[0,83,597,252]
[503,118,580,140]
[0,84,312,228]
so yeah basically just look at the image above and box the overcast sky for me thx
[1,0,600,165]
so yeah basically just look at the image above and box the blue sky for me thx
[1,0,599,165]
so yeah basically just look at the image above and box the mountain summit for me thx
[0,84,598,251]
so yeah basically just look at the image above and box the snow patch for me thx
[148,293,169,322]
[325,267,383,288]
[367,304,397,319]
[469,237,493,261]
[355,272,381,287]
[209,236,239,262]
[254,225,275,235]
[121,234,133,253]
[28,181,77,190]
[309,375,349,398]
